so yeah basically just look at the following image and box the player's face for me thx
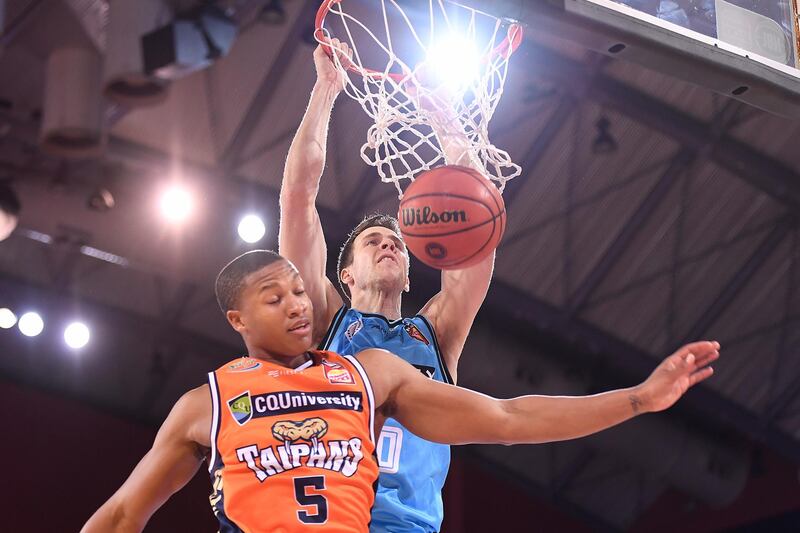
[227,260,315,358]
[345,227,410,295]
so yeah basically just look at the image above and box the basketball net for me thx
[316,0,523,197]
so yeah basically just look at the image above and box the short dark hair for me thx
[215,250,285,313]
[337,214,404,299]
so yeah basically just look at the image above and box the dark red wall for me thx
[6,377,798,532]
[3,378,216,532]
[3,377,588,532]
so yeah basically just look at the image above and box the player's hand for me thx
[314,37,353,93]
[635,341,720,413]
[406,64,457,118]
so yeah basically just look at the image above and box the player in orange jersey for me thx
[82,250,719,533]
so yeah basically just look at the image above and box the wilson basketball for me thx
[398,165,506,270]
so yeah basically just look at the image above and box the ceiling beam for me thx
[567,148,694,315]
[472,276,800,464]
[503,94,577,213]
[526,44,800,210]
[217,0,320,174]
[681,219,794,343]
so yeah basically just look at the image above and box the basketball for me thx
[398,165,506,270]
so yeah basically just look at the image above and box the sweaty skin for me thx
[81,260,720,533]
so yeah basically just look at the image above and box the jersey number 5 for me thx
[294,476,328,524]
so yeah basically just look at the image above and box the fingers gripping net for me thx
[317,0,523,197]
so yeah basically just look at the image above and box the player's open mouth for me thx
[377,254,396,264]
[288,321,311,334]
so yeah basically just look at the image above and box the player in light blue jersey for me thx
[279,38,494,532]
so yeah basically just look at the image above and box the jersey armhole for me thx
[416,315,454,385]
[207,371,222,473]
[318,306,347,350]
[342,354,376,446]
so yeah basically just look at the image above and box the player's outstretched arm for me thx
[81,386,211,533]
[413,79,497,382]
[279,38,352,342]
[360,342,719,445]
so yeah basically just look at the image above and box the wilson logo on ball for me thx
[400,206,468,226]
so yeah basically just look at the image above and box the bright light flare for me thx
[64,322,91,349]
[18,312,44,337]
[0,308,17,329]
[238,214,266,243]
[424,35,482,90]
[159,185,194,222]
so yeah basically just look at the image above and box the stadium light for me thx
[64,321,91,349]
[18,311,44,337]
[238,214,266,243]
[425,35,481,90]
[0,308,17,329]
[159,184,194,222]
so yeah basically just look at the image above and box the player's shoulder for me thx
[168,384,212,448]
[175,384,211,417]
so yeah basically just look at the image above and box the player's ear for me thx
[340,266,353,287]
[226,309,245,332]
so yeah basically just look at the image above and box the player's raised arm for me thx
[413,78,497,381]
[81,386,211,533]
[359,341,719,445]
[279,39,351,342]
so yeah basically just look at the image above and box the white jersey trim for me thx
[296,358,314,371]
[343,354,376,445]
[207,371,221,473]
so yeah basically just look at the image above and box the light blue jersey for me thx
[320,307,452,532]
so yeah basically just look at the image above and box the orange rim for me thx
[314,0,524,82]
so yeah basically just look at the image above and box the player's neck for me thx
[247,348,311,369]
[350,289,402,321]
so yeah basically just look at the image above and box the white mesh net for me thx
[316,0,523,197]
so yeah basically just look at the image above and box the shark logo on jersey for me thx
[322,360,355,385]
[235,416,366,481]
[345,318,363,340]
[404,322,430,345]
[228,391,253,425]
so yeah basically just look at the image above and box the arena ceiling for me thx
[0,0,798,529]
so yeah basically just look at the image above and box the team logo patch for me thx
[228,391,253,425]
[404,323,429,345]
[345,318,363,340]
[323,360,355,384]
[226,358,262,373]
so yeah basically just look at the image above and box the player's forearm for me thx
[82,501,144,533]
[429,109,484,171]
[499,386,646,444]
[282,80,340,199]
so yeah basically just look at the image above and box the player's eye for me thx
[294,289,305,295]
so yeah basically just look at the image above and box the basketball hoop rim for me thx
[314,0,524,82]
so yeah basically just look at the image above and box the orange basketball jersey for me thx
[207,350,378,532]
